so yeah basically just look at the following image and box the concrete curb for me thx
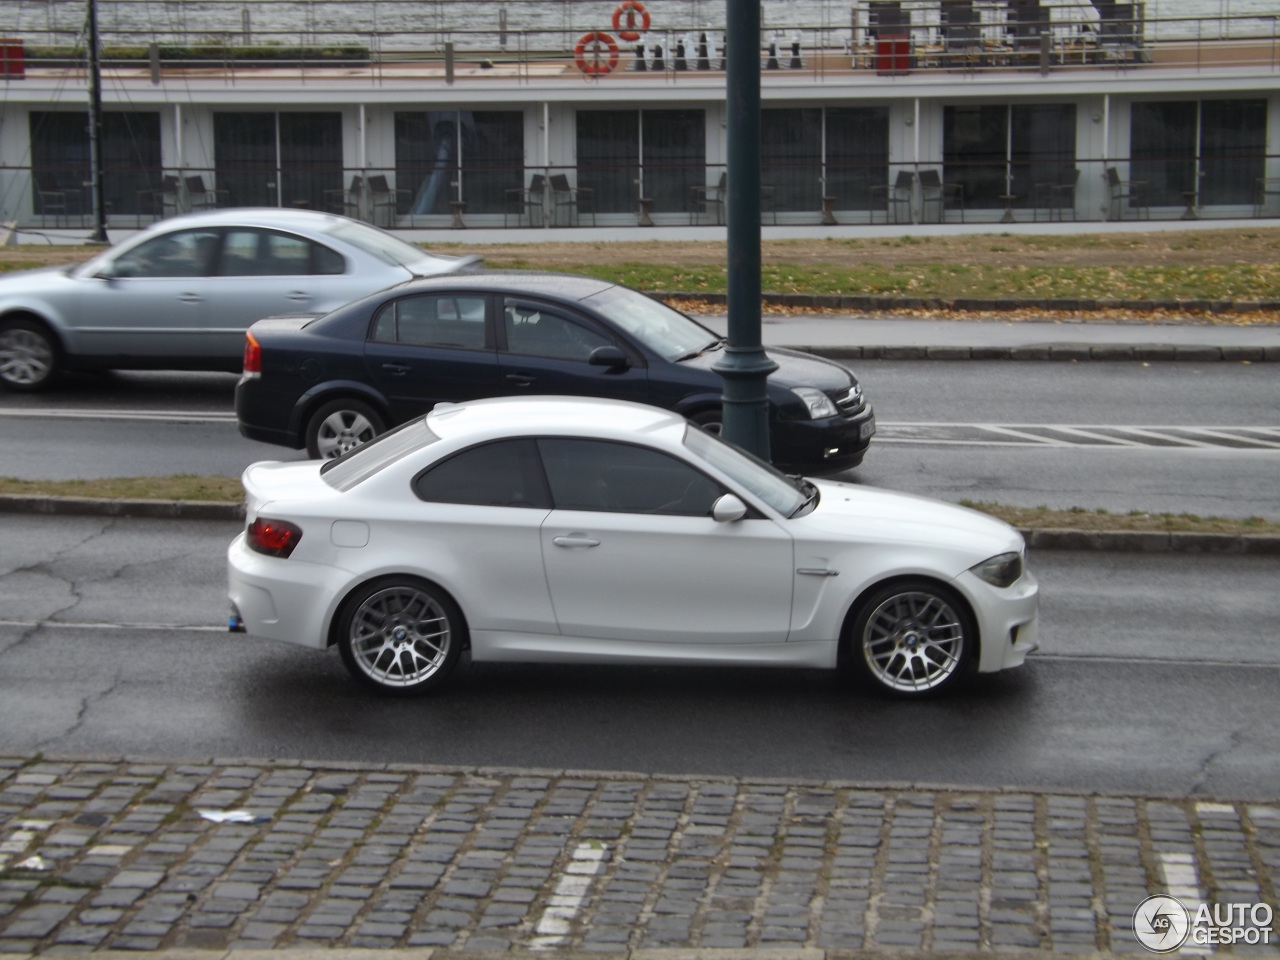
[799,343,1278,362]
[3,495,1276,554]
[663,289,1280,317]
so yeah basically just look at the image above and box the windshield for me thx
[320,417,440,490]
[327,220,454,270]
[682,426,806,517]
[582,285,720,361]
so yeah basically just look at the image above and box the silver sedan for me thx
[0,208,476,391]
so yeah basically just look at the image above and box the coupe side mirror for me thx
[588,345,628,369]
[711,493,747,523]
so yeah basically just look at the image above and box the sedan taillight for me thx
[242,331,261,377]
[247,518,302,558]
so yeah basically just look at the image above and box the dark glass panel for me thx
[1130,101,1198,207]
[642,109,704,214]
[279,113,343,211]
[460,112,524,215]
[29,111,160,217]
[577,110,639,214]
[944,104,1008,209]
[763,108,822,212]
[1200,99,1265,206]
[214,112,277,207]
[825,107,889,211]
[1010,103,1076,207]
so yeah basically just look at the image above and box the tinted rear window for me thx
[320,417,440,491]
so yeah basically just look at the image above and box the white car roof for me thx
[425,396,688,446]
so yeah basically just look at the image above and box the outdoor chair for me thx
[550,174,595,227]
[870,170,915,223]
[1106,167,1149,220]
[918,169,964,223]
[325,175,365,219]
[504,174,547,228]
[367,175,411,227]
[690,172,726,225]
[184,175,228,211]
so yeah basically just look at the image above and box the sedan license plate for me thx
[860,416,876,441]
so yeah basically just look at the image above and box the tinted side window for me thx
[538,439,723,516]
[393,295,488,348]
[216,229,333,277]
[413,439,550,508]
[504,303,612,360]
[114,229,220,278]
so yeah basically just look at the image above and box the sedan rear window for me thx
[320,417,440,491]
[327,220,456,271]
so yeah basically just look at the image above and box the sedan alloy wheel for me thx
[306,398,386,460]
[0,320,57,391]
[337,578,463,694]
[853,581,972,696]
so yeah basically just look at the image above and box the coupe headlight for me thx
[791,386,839,419]
[970,551,1024,588]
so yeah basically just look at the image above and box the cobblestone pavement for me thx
[2,757,1278,957]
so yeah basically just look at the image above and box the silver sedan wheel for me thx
[0,324,56,390]
[340,582,460,693]
[859,587,967,695]
[306,398,385,459]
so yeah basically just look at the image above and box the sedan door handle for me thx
[553,535,600,548]
[381,363,412,376]
[178,293,204,303]
[506,374,536,388]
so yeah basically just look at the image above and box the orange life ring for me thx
[574,31,620,75]
[611,0,650,42]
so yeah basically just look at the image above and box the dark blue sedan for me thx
[235,272,875,472]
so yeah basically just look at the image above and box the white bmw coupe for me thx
[228,395,1039,698]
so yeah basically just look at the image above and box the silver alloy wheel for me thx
[346,584,454,689]
[315,408,378,458]
[861,589,965,693]
[0,325,55,389]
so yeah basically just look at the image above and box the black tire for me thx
[847,579,975,698]
[0,318,60,392]
[305,398,385,460]
[336,577,465,696]
[689,407,722,435]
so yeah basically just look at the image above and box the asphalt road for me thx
[0,513,1276,797]
[2,361,1278,518]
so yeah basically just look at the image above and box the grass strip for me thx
[1,476,1275,535]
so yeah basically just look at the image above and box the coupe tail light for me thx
[247,517,302,558]
[242,331,261,377]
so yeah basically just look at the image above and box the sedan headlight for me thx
[970,551,1024,588]
[791,386,839,419]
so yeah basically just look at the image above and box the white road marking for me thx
[0,408,235,423]
[0,619,231,633]
[530,841,608,949]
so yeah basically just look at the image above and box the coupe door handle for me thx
[286,291,311,302]
[178,293,204,303]
[553,535,600,548]
[506,374,536,387]
[381,363,412,375]
[797,568,839,577]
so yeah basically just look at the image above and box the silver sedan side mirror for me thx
[711,493,747,523]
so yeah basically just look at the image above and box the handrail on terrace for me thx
[2,4,1280,82]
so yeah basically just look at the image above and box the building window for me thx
[394,111,523,216]
[763,108,822,212]
[213,112,343,209]
[761,107,888,214]
[577,109,705,215]
[29,111,160,217]
[944,103,1075,210]
[1131,99,1264,207]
